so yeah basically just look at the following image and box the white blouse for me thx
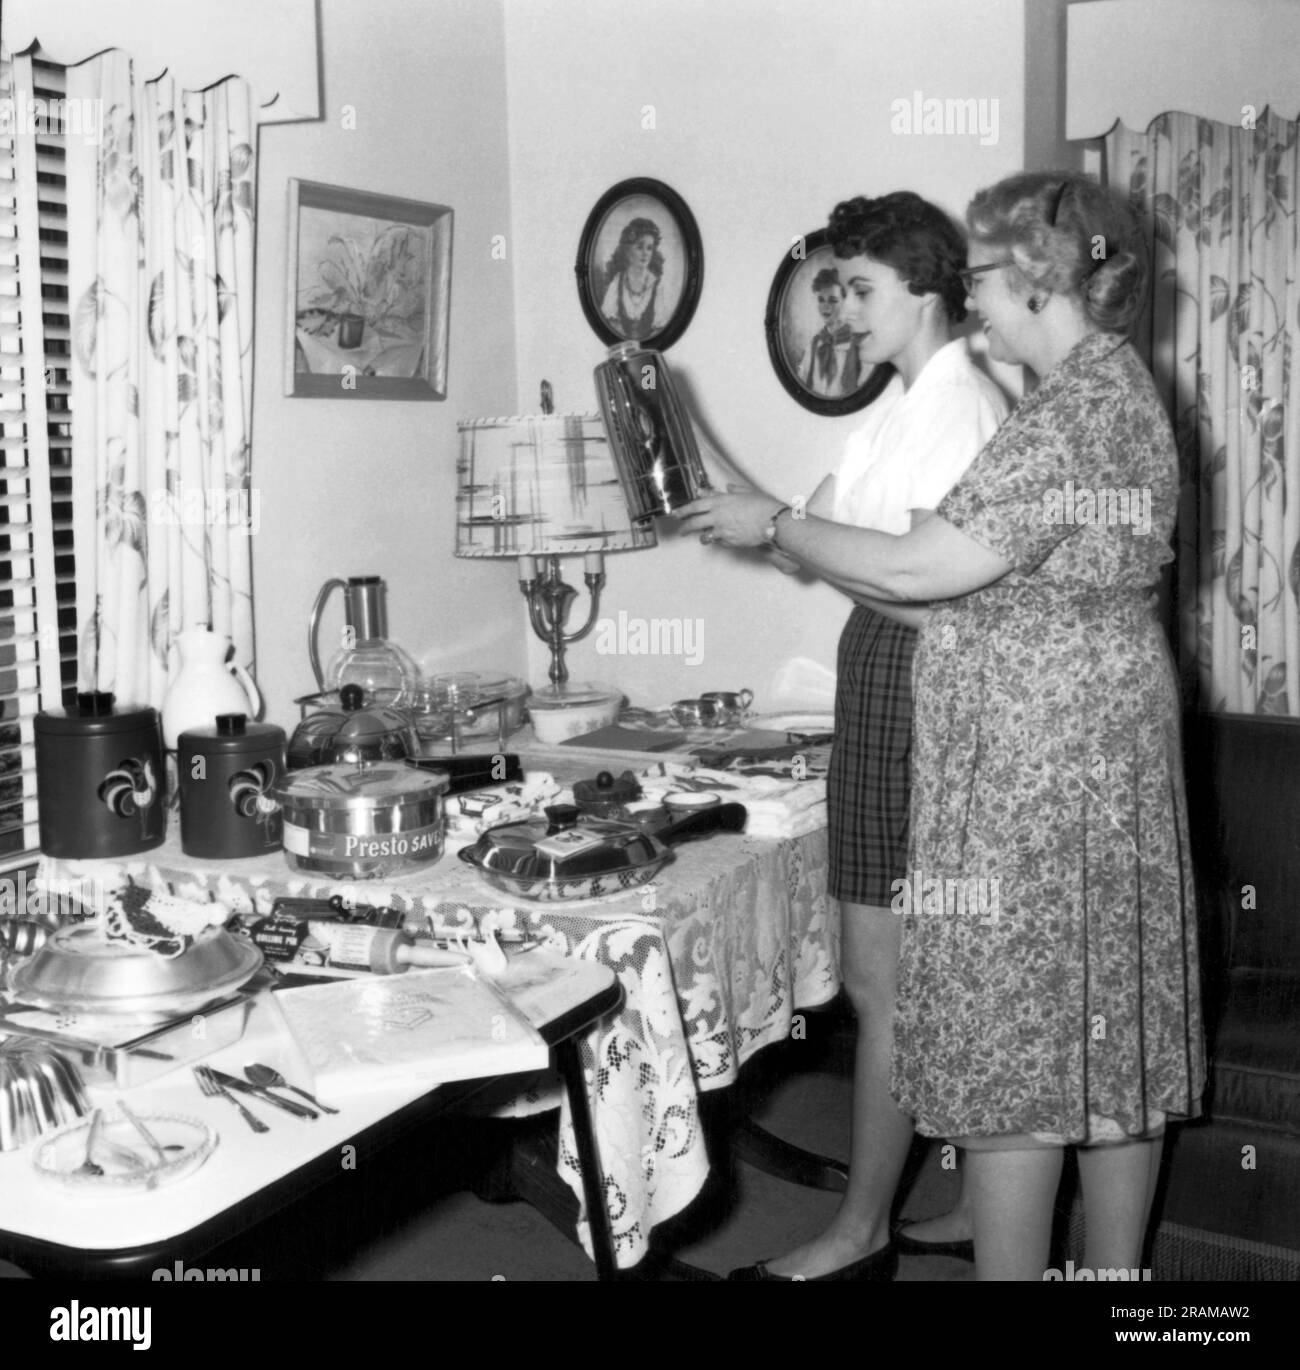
[828,339,1008,534]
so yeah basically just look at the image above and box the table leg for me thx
[732,1116,850,1192]
[555,1037,617,1281]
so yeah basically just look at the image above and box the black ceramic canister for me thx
[34,692,166,859]
[178,714,286,859]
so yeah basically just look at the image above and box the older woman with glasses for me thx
[681,171,1204,1279]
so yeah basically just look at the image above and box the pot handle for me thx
[457,845,481,867]
[656,801,747,846]
[308,578,348,692]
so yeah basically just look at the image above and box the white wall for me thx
[503,0,1027,710]
[251,0,523,728]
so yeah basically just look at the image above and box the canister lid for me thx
[179,714,287,753]
[272,760,449,811]
[35,694,160,736]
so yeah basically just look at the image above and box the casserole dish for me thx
[526,683,622,744]
[273,760,450,880]
[457,802,746,902]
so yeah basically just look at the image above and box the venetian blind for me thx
[0,50,77,869]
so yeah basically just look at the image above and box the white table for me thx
[0,952,622,1278]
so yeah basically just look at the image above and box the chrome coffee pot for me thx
[595,343,711,522]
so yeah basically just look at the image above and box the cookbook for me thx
[273,968,549,1095]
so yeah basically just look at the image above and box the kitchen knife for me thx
[204,1066,319,1120]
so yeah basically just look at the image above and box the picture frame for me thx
[763,228,894,416]
[285,178,453,400]
[575,178,703,352]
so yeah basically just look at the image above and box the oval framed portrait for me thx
[575,178,703,352]
[764,229,895,416]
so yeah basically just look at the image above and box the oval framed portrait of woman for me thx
[764,228,895,416]
[576,178,703,352]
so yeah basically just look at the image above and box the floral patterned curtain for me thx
[65,51,256,707]
[1107,112,1300,716]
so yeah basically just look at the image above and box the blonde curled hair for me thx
[966,171,1148,332]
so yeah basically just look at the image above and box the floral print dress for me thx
[891,333,1206,1143]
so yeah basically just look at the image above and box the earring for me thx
[1028,295,1045,314]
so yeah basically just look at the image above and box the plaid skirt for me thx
[826,605,917,906]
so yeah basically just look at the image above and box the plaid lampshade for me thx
[455,414,657,558]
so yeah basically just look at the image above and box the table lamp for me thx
[455,394,656,689]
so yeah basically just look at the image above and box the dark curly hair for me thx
[603,216,665,283]
[826,191,968,323]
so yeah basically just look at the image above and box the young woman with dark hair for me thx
[695,189,1008,1281]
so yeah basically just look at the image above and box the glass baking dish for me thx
[0,991,253,1089]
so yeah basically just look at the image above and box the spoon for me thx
[244,1063,339,1115]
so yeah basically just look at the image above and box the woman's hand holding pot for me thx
[677,490,788,548]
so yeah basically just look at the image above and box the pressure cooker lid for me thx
[273,760,448,811]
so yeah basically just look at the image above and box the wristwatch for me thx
[762,504,793,548]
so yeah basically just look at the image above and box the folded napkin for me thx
[745,799,828,840]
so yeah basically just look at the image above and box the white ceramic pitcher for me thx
[160,627,261,750]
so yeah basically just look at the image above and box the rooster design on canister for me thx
[96,756,158,837]
[228,759,280,841]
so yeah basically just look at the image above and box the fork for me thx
[194,1065,269,1134]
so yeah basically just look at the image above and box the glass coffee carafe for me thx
[307,576,418,707]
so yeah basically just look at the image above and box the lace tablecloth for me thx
[36,820,838,1268]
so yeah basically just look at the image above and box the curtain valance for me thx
[2,0,318,124]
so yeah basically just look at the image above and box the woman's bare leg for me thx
[1077,1136,1164,1273]
[965,1146,1063,1280]
[895,1166,975,1244]
[761,902,912,1278]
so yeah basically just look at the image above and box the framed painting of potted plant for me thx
[284,179,453,399]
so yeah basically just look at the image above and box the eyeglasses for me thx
[958,259,1015,292]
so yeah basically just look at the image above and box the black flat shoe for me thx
[891,1220,975,1263]
[727,1241,897,1282]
